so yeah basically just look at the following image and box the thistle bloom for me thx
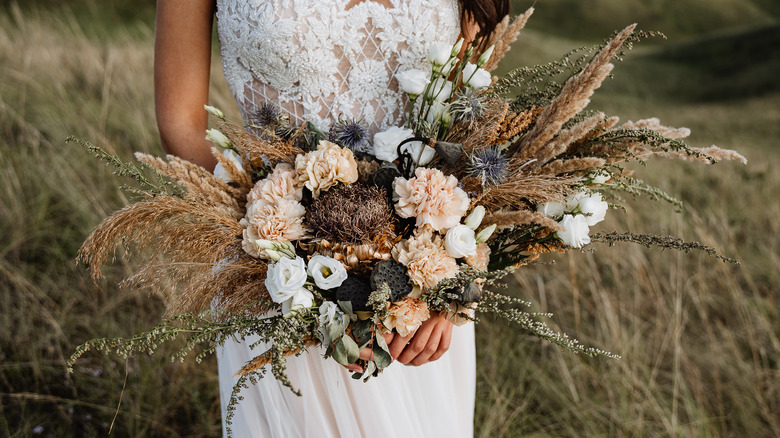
[329,119,372,155]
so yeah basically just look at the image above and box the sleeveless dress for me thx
[214,1,476,437]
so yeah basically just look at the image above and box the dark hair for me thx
[458,0,511,39]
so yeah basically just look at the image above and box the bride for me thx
[154,0,509,436]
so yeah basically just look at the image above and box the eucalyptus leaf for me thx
[337,300,354,316]
[340,334,360,364]
[363,360,377,380]
[332,338,349,365]
[372,341,393,369]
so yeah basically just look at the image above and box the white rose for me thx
[307,255,348,290]
[372,126,434,165]
[428,41,452,67]
[213,149,244,183]
[396,69,430,97]
[462,63,492,90]
[556,214,591,248]
[265,256,308,303]
[537,201,565,218]
[578,193,608,226]
[280,288,314,316]
[205,128,232,149]
[430,78,453,101]
[565,192,587,211]
[445,224,478,258]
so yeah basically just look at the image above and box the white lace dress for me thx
[214,1,476,436]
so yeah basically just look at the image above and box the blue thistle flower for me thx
[250,102,283,127]
[449,91,485,125]
[329,118,372,154]
[466,146,509,186]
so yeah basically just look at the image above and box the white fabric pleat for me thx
[217,324,475,438]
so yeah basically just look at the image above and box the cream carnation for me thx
[464,242,491,271]
[382,297,431,337]
[247,163,302,206]
[295,140,359,197]
[241,200,307,258]
[393,168,470,232]
[392,227,458,290]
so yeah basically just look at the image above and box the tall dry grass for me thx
[1,3,778,437]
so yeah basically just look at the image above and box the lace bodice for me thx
[216,0,460,134]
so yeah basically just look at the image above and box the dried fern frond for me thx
[134,153,245,218]
[541,157,607,175]
[527,112,606,166]
[480,8,534,72]
[476,173,579,211]
[483,209,562,230]
[511,24,637,159]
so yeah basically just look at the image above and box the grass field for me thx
[1,1,778,437]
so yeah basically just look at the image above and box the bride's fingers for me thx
[398,320,435,365]
[409,325,442,366]
[426,321,452,363]
[388,331,414,360]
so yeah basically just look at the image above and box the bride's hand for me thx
[390,312,453,366]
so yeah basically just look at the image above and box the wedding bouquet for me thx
[69,10,745,429]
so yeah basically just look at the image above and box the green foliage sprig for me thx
[591,231,739,264]
[68,136,184,197]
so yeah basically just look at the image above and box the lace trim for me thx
[216,0,460,134]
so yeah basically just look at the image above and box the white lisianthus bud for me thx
[451,38,465,57]
[255,239,277,250]
[477,45,494,68]
[591,171,611,184]
[203,105,225,119]
[205,128,232,149]
[462,63,492,90]
[578,193,608,226]
[537,201,565,218]
[464,206,486,230]
[475,224,497,243]
[307,255,348,290]
[428,41,452,67]
[557,214,591,248]
[445,224,478,258]
[430,78,453,101]
[213,149,244,183]
[264,249,282,261]
[396,69,430,97]
[265,256,308,303]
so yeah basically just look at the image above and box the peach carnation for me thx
[464,242,491,271]
[246,163,302,206]
[392,227,458,290]
[393,167,469,231]
[240,200,307,258]
[295,140,358,197]
[382,296,431,337]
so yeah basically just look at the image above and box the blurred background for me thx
[1,0,777,436]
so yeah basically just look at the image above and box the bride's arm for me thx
[154,0,217,171]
